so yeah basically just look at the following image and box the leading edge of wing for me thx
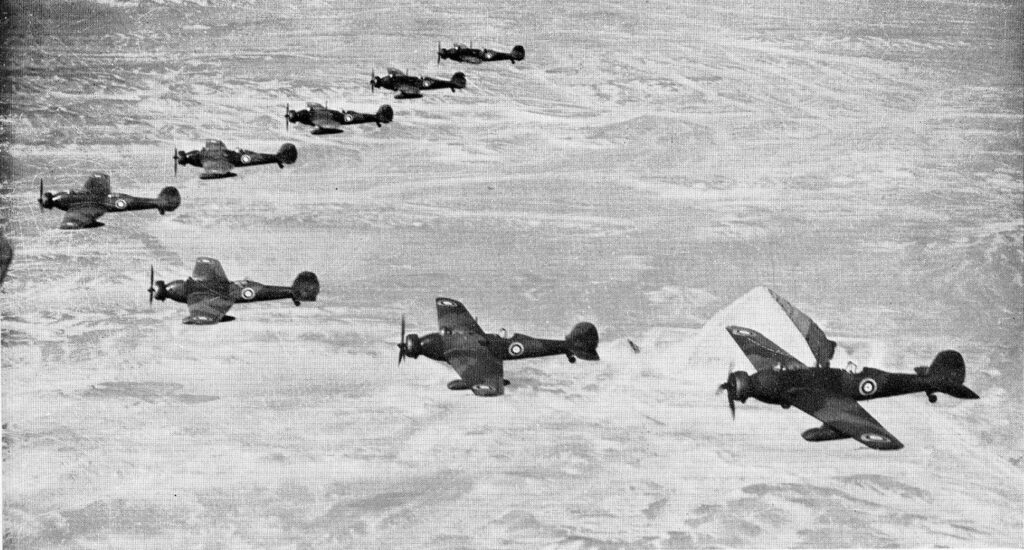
[191,257,230,284]
[788,390,904,450]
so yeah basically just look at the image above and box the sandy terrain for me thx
[1,0,1021,547]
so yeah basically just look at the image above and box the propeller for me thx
[716,369,747,420]
[370,69,375,92]
[173,147,178,176]
[37,179,43,210]
[147,265,155,306]
[37,178,54,210]
[284,103,289,131]
[397,315,407,365]
[437,41,441,64]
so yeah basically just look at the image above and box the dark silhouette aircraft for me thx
[174,140,297,179]
[718,293,980,450]
[437,42,525,64]
[38,172,180,229]
[396,297,599,396]
[370,68,466,99]
[285,102,394,134]
[149,257,319,325]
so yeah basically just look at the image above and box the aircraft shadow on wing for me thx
[396,297,599,396]
[174,140,297,179]
[38,172,180,229]
[718,288,980,450]
[437,42,525,65]
[284,102,393,135]
[149,257,319,325]
[370,68,467,99]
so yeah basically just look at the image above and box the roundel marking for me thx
[860,433,891,443]
[858,378,878,396]
[240,154,252,164]
[508,342,525,357]
[437,299,456,307]
[343,114,353,123]
[240,287,256,300]
[114,198,128,210]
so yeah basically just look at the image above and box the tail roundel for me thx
[566,322,599,361]
[291,271,319,303]
[510,45,525,62]
[917,350,980,399]
[157,186,181,214]
[276,143,298,165]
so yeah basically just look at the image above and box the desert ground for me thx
[1,0,1021,548]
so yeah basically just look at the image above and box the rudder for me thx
[291,271,319,302]
[511,45,525,61]
[277,143,298,165]
[377,104,394,124]
[157,186,181,213]
[451,72,467,89]
[566,322,599,361]
[923,350,980,400]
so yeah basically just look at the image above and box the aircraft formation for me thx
[17,38,982,452]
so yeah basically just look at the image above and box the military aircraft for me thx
[148,257,319,325]
[370,68,466,99]
[174,140,297,179]
[437,42,525,64]
[396,297,600,396]
[38,172,180,229]
[717,290,980,451]
[284,102,394,134]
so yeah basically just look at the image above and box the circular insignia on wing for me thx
[508,342,524,357]
[858,378,878,396]
[240,287,256,300]
[114,198,128,210]
[860,433,890,443]
[240,154,252,164]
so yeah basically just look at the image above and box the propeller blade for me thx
[437,41,441,64]
[285,103,289,131]
[173,147,178,176]
[147,265,155,306]
[397,315,407,366]
[38,178,43,210]
[728,396,736,419]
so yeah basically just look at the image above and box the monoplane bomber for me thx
[370,68,467,99]
[438,42,525,64]
[38,172,180,229]
[149,257,319,324]
[174,139,298,179]
[718,290,980,450]
[396,297,600,396]
[285,103,394,134]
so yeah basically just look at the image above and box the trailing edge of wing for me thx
[444,347,504,395]
[185,290,234,325]
[60,204,106,229]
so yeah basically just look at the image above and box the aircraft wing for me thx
[436,297,484,335]
[386,67,406,76]
[185,290,234,324]
[444,346,504,395]
[726,325,811,372]
[310,108,343,129]
[397,83,421,96]
[60,203,106,229]
[191,257,230,284]
[201,157,233,176]
[788,390,904,450]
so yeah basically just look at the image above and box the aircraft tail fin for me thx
[918,350,980,399]
[451,72,467,89]
[565,322,599,361]
[376,104,394,124]
[156,186,181,214]
[276,143,298,165]
[510,45,525,61]
[291,271,319,303]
